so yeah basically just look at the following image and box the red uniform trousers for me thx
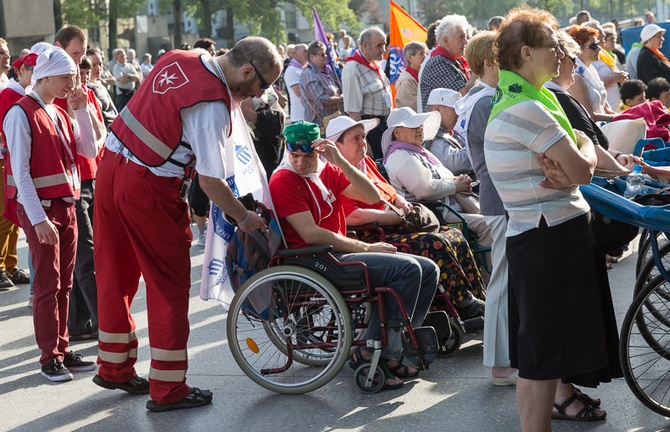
[17,199,77,365]
[94,152,193,404]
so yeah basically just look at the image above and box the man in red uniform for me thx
[53,25,107,341]
[4,46,98,382]
[93,36,283,412]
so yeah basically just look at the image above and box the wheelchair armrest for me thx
[275,245,334,257]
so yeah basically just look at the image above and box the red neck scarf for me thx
[431,46,471,80]
[406,66,419,81]
[347,50,384,82]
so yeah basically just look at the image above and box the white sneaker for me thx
[197,231,207,247]
[28,295,33,308]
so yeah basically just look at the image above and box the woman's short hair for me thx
[567,25,600,47]
[403,41,427,62]
[307,41,326,58]
[465,31,496,76]
[495,6,559,71]
[426,20,441,50]
[435,14,469,45]
[647,77,670,99]
[620,79,647,102]
[79,55,92,70]
[556,30,581,59]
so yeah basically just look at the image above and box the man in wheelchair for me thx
[269,121,439,391]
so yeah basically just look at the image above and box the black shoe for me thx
[8,268,30,284]
[146,387,213,412]
[40,359,73,382]
[93,374,150,395]
[457,298,485,320]
[0,271,14,290]
[63,351,96,372]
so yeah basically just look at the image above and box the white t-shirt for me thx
[283,64,305,122]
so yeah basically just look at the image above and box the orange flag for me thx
[389,0,427,106]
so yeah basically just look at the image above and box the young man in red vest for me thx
[93,36,283,412]
[4,46,98,382]
[53,25,107,342]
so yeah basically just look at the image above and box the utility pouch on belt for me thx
[180,178,192,202]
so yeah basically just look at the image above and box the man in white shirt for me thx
[283,43,307,122]
[0,39,10,90]
[112,49,140,111]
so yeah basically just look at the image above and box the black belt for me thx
[361,115,387,122]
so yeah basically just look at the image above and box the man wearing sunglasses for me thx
[269,121,438,391]
[93,36,283,412]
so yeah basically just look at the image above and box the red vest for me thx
[110,50,232,167]
[54,88,99,181]
[6,96,79,200]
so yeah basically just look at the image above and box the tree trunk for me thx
[202,0,212,38]
[53,0,63,32]
[173,0,182,48]
[108,0,118,59]
[225,6,234,48]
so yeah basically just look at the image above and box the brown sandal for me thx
[551,394,606,422]
[572,385,601,408]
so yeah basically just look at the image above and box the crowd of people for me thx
[0,6,664,430]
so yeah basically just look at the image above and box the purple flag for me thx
[312,7,342,86]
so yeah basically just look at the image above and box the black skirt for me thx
[507,213,620,385]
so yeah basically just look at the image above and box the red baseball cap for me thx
[13,53,38,69]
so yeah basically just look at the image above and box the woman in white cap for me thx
[326,115,486,322]
[567,25,616,122]
[381,107,492,251]
[637,23,670,84]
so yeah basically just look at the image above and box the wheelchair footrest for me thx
[462,316,485,333]
[402,326,439,367]
[422,311,451,340]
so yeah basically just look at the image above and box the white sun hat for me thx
[427,88,462,108]
[325,115,380,143]
[381,107,441,156]
[640,23,666,44]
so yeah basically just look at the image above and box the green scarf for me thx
[488,69,577,145]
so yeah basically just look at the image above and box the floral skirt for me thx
[356,226,486,304]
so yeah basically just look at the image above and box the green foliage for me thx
[58,0,106,28]
[294,0,363,36]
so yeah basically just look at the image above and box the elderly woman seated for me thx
[381,107,493,249]
[325,115,486,320]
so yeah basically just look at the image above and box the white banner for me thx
[199,106,275,310]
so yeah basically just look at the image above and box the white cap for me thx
[640,24,666,44]
[427,88,461,108]
[381,107,441,155]
[30,42,52,55]
[325,115,379,143]
[33,46,77,81]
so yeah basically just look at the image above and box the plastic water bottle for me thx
[624,165,644,199]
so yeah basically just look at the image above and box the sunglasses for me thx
[287,142,314,153]
[249,60,270,91]
[583,42,600,50]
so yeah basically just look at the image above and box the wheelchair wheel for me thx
[438,318,462,357]
[634,242,670,298]
[636,231,670,277]
[227,266,353,394]
[620,275,670,416]
[354,363,385,393]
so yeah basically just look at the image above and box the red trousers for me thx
[17,200,77,365]
[94,153,193,404]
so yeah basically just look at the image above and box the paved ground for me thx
[2,231,670,432]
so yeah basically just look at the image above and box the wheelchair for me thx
[226,245,446,394]
[581,180,670,416]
